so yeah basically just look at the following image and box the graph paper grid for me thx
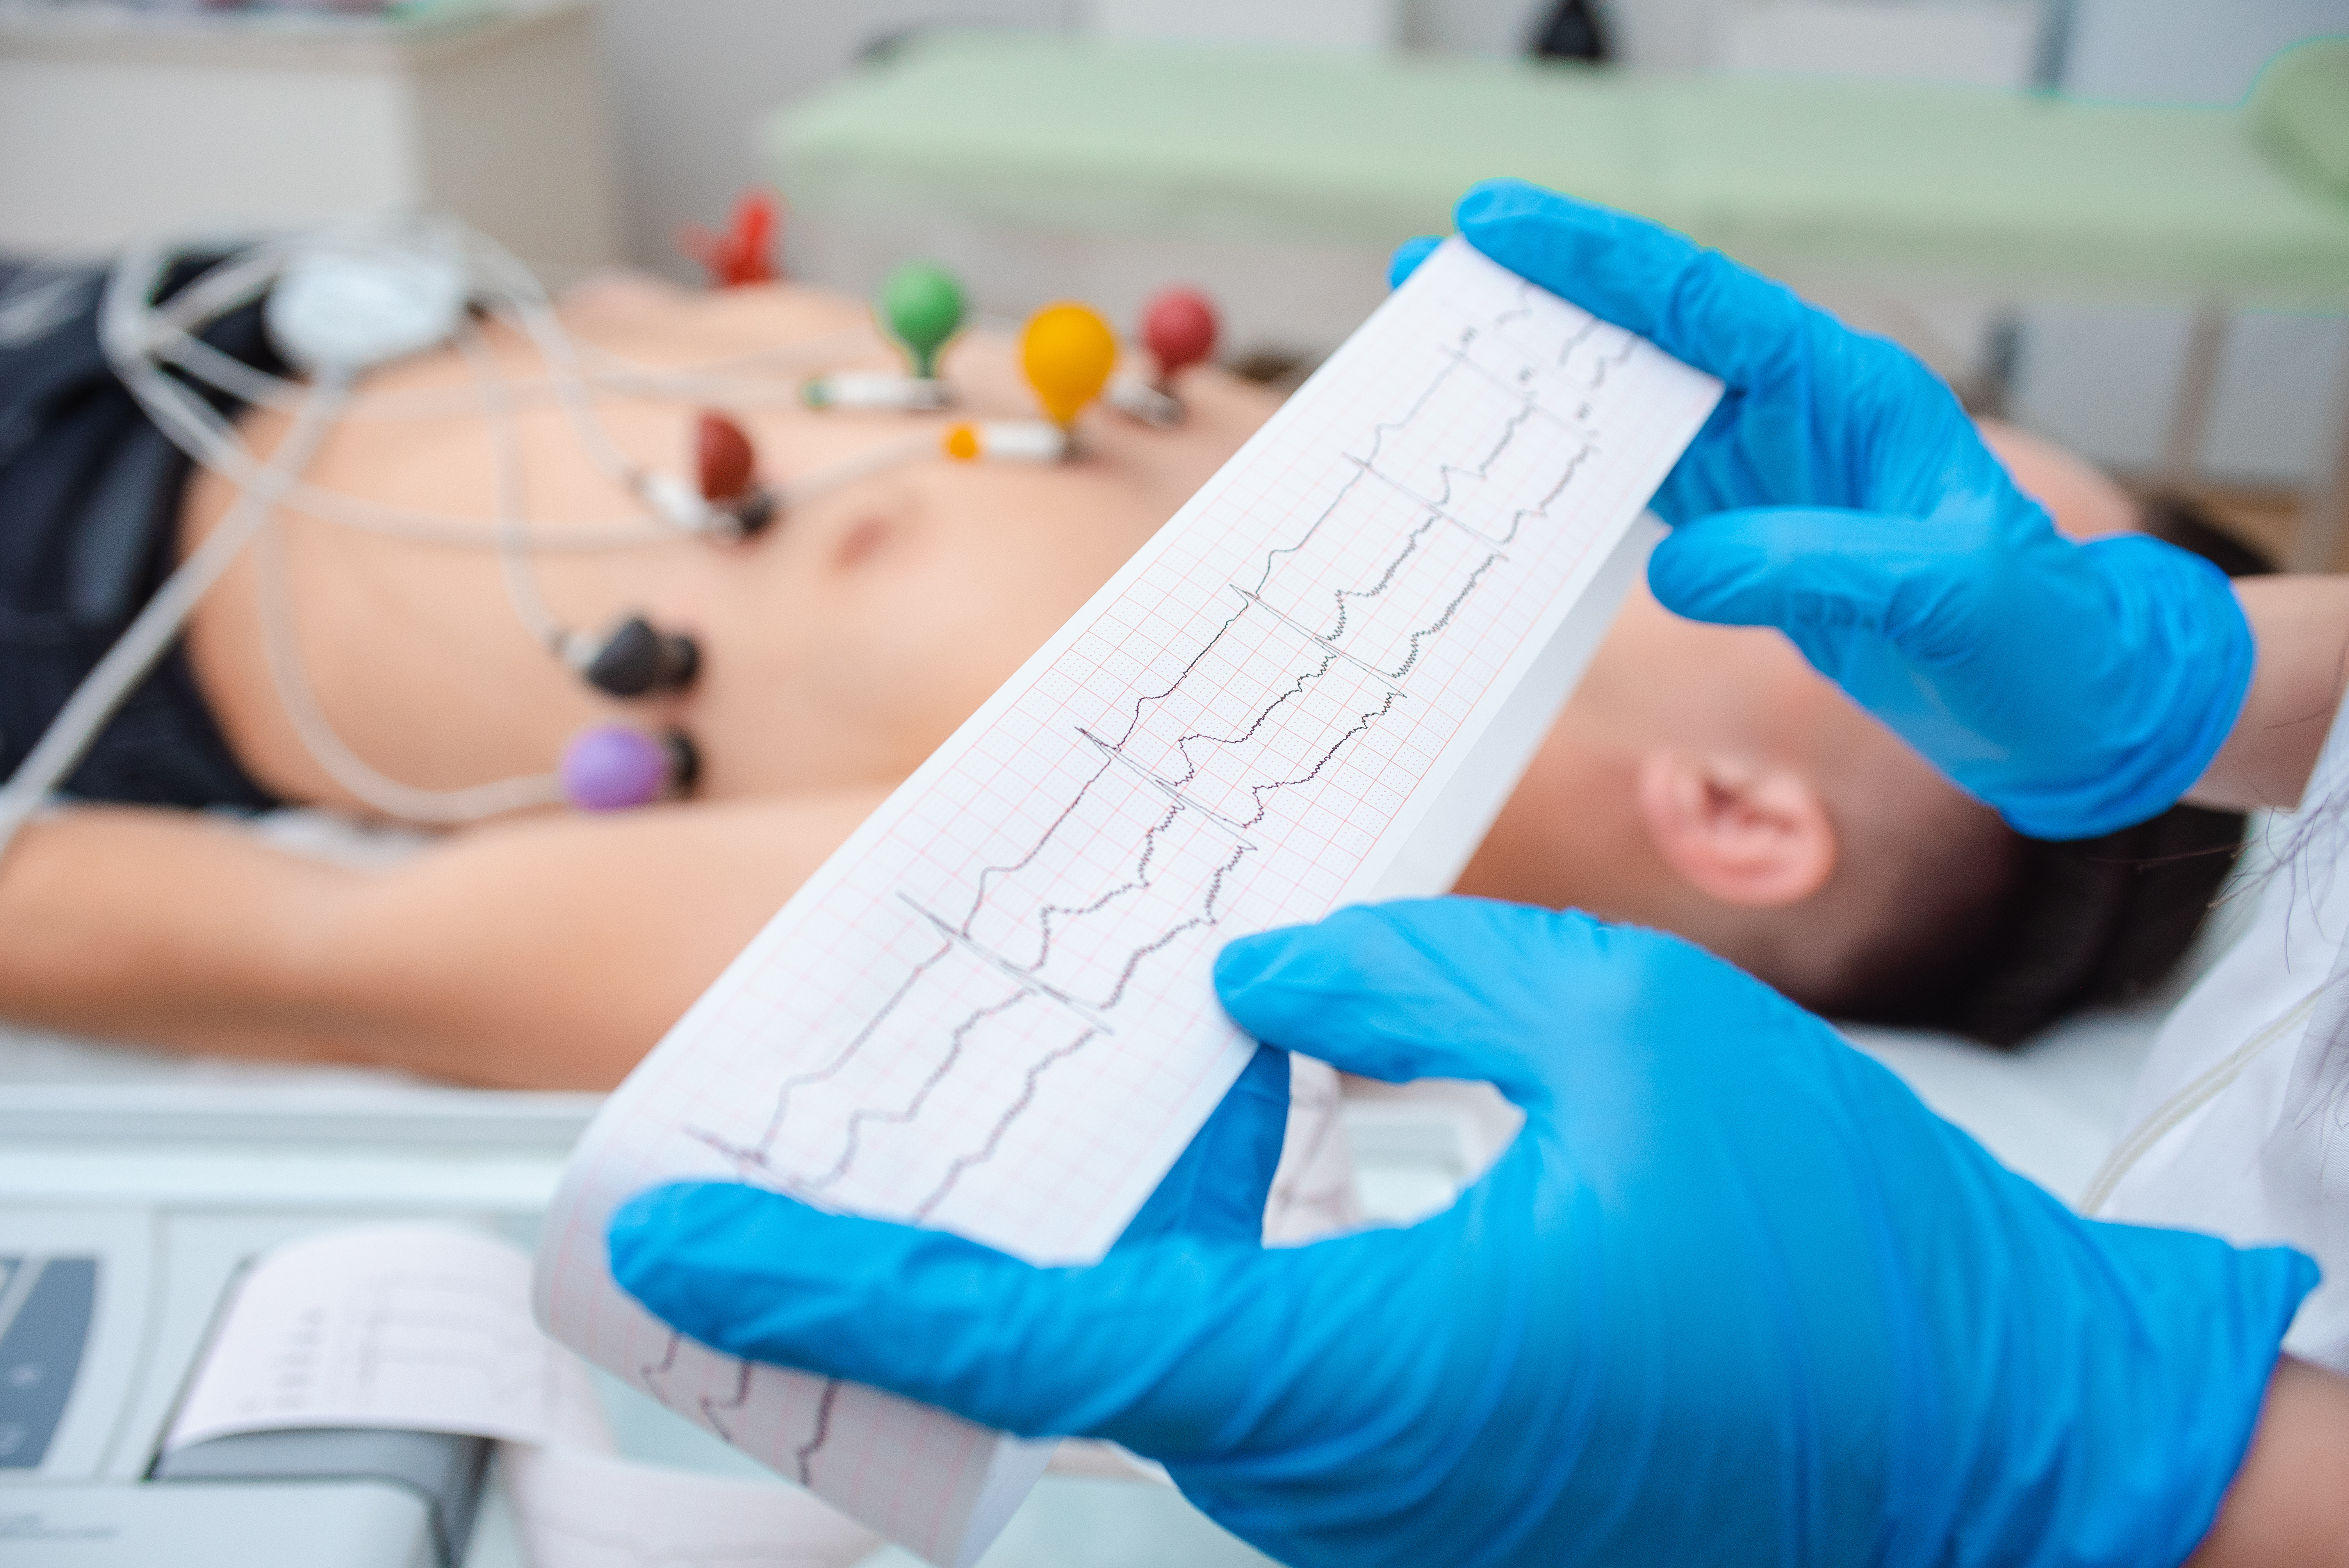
[535,238,1721,1566]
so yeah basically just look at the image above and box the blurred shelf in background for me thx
[0,0,621,279]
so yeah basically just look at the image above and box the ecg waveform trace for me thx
[537,239,1721,1568]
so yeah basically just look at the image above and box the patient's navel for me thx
[832,512,893,570]
[823,477,928,574]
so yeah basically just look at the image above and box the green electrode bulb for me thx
[879,262,964,380]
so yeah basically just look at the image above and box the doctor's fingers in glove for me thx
[617,903,1947,1565]
[611,1147,1661,1564]
[612,901,2312,1568]
[1115,1041,1291,1249]
[609,1043,1292,1444]
[1641,501,2252,837]
[606,908,1801,1564]
[1215,899,2315,1568]
[609,1176,1351,1453]
[1393,179,2019,527]
[604,909,1610,1460]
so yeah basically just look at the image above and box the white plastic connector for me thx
[637,470,715,533]
[941,421,1068,464]
[266,237,468,374]
[1106,372,1183,428]
[802,372,952,412]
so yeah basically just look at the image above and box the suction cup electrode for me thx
[1021,303,1117,431]
[1108,286,1219,427]
[695,411,777,538]
[560,725,698,811]
[882,262,965,381]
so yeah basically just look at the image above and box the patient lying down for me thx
[0,274,2247,1088]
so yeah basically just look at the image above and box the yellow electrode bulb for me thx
[1021,303,1117,428]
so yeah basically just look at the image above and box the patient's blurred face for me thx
[1457,423,2125,1001]
[1458,578,1969,997]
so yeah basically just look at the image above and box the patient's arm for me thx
[2190,576,2349,814]
[2189,1356,2349,1567]
[0,791,885,1089]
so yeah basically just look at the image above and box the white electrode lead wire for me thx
[103,235,687,551]
[250,517,565,825]
[449,318,567,649]
[458,232,650,499]
[102,230,952,553]
[110,335,679,551]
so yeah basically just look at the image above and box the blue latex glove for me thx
[1396,182,2252,840]
[612,899,2313,1568]
[1111,1039,1289,1248]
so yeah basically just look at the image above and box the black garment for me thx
[1529,0,1610,62]
[0,256,284,811]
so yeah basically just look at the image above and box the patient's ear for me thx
[1633,751,1836,907]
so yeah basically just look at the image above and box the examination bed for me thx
[766,31,2349,564]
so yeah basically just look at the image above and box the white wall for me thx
[1088,0,1403,49]
[1401,0,1552,56]
[595,0,1073,277]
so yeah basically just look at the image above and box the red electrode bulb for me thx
[677,190,782,289]
[1141,288,1217,385]
[696,410,757,502]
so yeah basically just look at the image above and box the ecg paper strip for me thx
[168,1226,610,1452]
[161,1224,883,1568]
[535,238,1722,1567]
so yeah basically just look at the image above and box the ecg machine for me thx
[0,1208,493,1567]
[0,1081,591,1568]
[0,1064,1490,1568]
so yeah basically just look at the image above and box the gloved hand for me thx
[611,899,2313,1568]
[1395,181,2252,840]
[1108,1037,1290,1248]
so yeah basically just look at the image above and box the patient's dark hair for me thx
[1831,492,2268,1047]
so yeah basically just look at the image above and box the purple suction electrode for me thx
[561,725,670,811]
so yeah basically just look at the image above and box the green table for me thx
[769,32,2349,309]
